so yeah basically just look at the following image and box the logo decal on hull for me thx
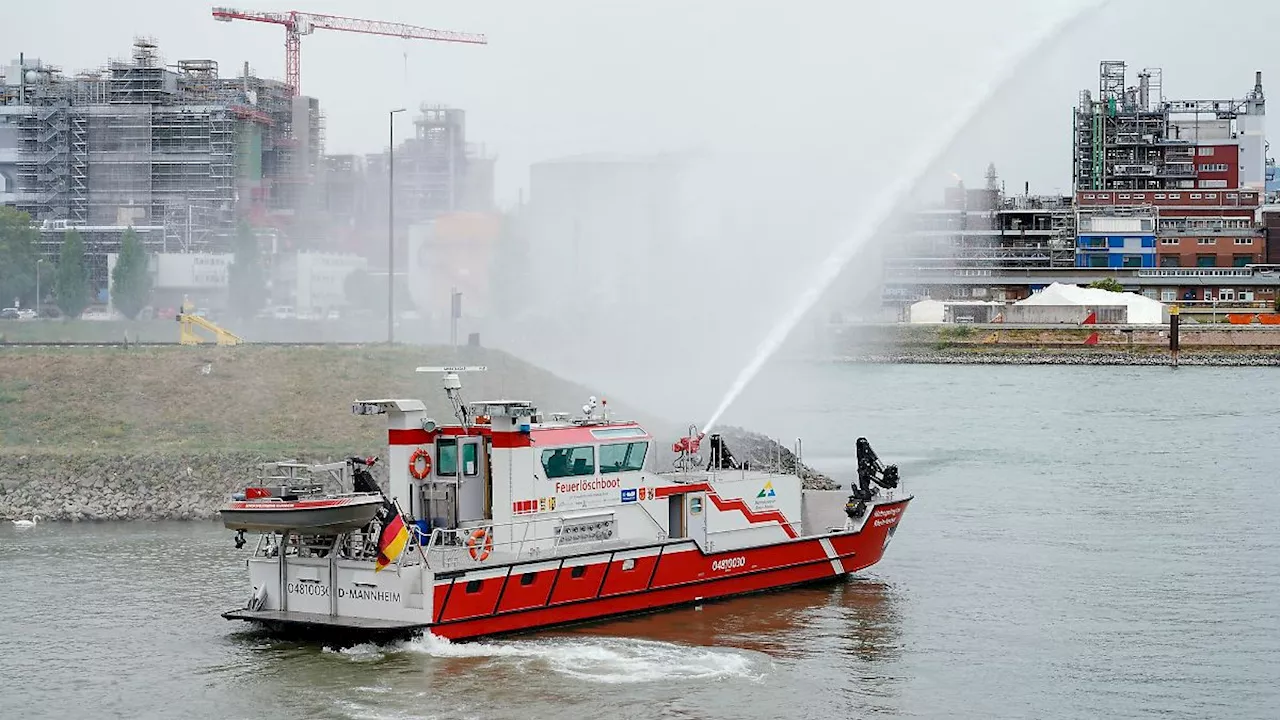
[757,481,776,499]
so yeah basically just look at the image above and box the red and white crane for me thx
[212,7,487,96]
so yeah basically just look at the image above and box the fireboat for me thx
[219,367,911,642]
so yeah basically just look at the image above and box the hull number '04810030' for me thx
[285,583,402,603]
[711,556,747,572]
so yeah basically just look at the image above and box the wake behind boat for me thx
[219,366,912,643]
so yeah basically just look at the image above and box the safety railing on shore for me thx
[1136,268,1257,278]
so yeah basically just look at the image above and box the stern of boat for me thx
[223,529,436,639]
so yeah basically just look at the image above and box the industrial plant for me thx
[883,62,1280,316]
[2,19,1278,330]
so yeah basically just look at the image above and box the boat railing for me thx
[256,459,354,492]
[421,503,668,571]
[250,522,426,568]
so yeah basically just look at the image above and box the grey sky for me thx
[6,1,1277,206]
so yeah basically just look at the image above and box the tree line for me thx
[0,206,268,320]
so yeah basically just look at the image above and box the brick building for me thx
[1077,190,1264,269]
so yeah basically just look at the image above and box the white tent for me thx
[1015,282,1166,324]
[908,299,945,323]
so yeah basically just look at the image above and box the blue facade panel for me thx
[1075,234,1157,269]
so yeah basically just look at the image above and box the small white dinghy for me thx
[218,458,386,535]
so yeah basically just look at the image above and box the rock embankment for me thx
[0,452,367,522]
[0,430,835,522]
[837,349,1280,366]
[705,427,838,490]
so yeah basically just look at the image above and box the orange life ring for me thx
[409,448,432,480]
[466,527,494,562]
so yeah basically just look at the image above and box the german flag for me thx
[374,500,410,572]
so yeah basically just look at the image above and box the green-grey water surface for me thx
[2,364,1277,719]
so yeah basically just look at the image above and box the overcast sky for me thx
[3,0,1278,205]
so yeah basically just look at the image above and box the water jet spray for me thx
[700,0,1112,437]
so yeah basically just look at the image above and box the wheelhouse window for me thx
[437,439,458,476]
[541,446,595,478]
[599,441,649,473]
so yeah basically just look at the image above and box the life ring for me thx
[409,448,432,480]
[466,527,494,562]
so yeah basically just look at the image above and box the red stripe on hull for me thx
[549,562,609,604]
[388,427,491,445]
[427,500,909,641]
[654,483,709,497]
[705,493,799,539]
[600,554,660,597]
[388,428,434,445]
[495,570,556,613]
[437,577,505,622]
[433,551,843,641]
[490,432,532,449]
[226,497,373,511]
[530,425,650,446]
[654,483,798,539]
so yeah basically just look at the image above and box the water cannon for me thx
[672,430,705,455]
[672,426,705,472]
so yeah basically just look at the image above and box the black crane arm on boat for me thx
[851,437,899,500]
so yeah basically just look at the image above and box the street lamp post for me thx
[388,107,406,345]
[35,258,43,317]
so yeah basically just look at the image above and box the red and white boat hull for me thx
[425,499,908,640]
[221,385,914,643]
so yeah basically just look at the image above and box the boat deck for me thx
[222,608,428,632]
[659,468,800,484]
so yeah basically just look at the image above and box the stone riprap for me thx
[833,348,1280,366]
[1,428,837,522]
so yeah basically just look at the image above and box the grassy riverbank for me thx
[0,344,637,455]
[0,344,834,521]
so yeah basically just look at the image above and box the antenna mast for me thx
[415,365,487,428]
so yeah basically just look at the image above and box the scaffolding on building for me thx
[1,38,324,290]
[398,104,467,225]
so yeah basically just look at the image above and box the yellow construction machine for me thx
[177,300,244,346]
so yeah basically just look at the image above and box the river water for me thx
[2,364,1278,719]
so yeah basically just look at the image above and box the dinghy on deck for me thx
[219,460,387,535]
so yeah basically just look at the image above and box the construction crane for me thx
[211,7,487,96]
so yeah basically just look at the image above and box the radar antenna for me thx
[415,365,487,428]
